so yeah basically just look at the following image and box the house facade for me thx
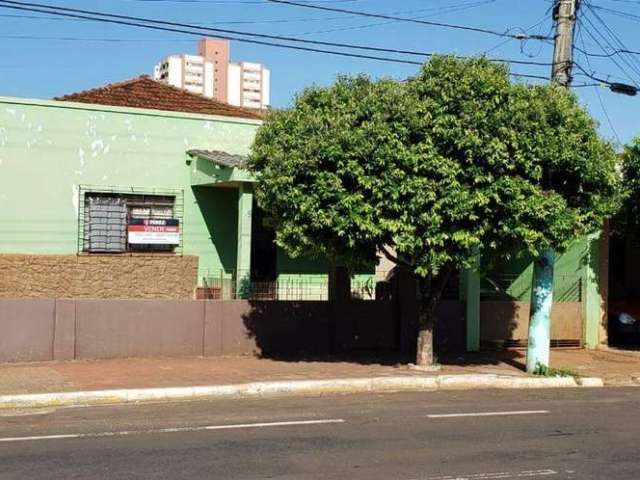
[0,77,328,301]
[0,76,609,354]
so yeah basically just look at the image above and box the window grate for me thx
[78,185,184,255]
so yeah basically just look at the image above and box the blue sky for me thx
[0,0,638,146]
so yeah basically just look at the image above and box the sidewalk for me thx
[0,353,526,396]
[1,348,636,409]
[446,348,640,386]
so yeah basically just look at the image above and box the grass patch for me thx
[533,362,577,378]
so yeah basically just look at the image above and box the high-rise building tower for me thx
[153,38,270,110]
[197,38,229,104]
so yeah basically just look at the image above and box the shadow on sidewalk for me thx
[439,351,527,371]
[250,351,413,367]
[240,295,522,368]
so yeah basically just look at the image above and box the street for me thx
[0,388,639,479]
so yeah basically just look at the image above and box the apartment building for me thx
[153,38,270,109]
[227,61,270,110]
[154,54,215,98]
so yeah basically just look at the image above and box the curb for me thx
[0,374,604,410]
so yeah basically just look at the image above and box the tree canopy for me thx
[249,57,619,279]
[617,137,640,234]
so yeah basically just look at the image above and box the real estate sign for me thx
[127,218,180,245]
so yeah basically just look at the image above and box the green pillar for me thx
[526,248,555,373]
[583,232,602,348]
[236,183,253,299]
[463,266,481,352]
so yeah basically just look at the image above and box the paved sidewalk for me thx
[2,347,639,397]
[0,353,528,396]
[552,348,640,385]
[446,348,640,386]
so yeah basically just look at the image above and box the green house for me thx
[0,76,334,299]
[0,76,609,351]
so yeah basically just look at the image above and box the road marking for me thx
[417,469,558,479]
[0,418,345,443]
[202,419,345,430]
[427,410,549,419]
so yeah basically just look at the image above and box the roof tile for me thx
[55,75,263,120]
[187,149,247,168]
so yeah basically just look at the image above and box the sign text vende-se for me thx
[127,218,180,245]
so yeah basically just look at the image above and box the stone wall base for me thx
[0,254,198,299]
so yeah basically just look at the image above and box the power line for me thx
[0,12,368,25]
[576,20,622,144]
[3,1,501,39]
[0,3,427,66]
[0,2,502,26]
[0,2,551,78]
[0,0,554,70]
[0,4,495,26]
[293,0,498,37]
[0,0,553,67]
[266,0,553,40]
[582,2,640,82]
[477,11,554,59]
[0,34,196,42]
[126,0,363,3]
[577,10,640,87]
[575,44,640,58]
[588,4,640,22]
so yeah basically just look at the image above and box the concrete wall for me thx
[480,301,583,345]
[0,254,199,299]
[0,299,394,363]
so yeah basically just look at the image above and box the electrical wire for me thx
[127,0,362,3]
[588,4,640,23]
[473,9,553,78]
[293,0,497,38]
[0,2,501,26]
[266,0,552,40]
[575,44,640,58]
[583,2,640,83]
[0,0,554,70]
[576,20,622,144]
[0,4,496,26]
[0,0,552,67]
[577,10,640,87]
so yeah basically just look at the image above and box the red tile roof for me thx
[54,75,263,120]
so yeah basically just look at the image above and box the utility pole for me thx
[526,0,580,374]
[551,0,579,87]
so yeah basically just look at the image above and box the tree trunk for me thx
[416,305,436,366]
[415,270,452,367]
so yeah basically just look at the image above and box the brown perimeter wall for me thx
[0,254,198,299]
[0,299,394,363]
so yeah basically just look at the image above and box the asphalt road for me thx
[0,388,639,479]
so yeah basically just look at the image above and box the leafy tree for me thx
[248,57,619,366]
[618,138,640,233]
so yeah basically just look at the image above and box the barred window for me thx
[83,192,177,253]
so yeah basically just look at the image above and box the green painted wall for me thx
[583,232,603,348]
[276,249,329,296]
[483,239,589,303]
[0,97,259,281]
[484,235,604,345]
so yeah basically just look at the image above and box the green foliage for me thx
[617,138,640,234]
[249,56,619,278]
[533,362,576,378]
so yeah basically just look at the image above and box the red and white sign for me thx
[127,218,180,245]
